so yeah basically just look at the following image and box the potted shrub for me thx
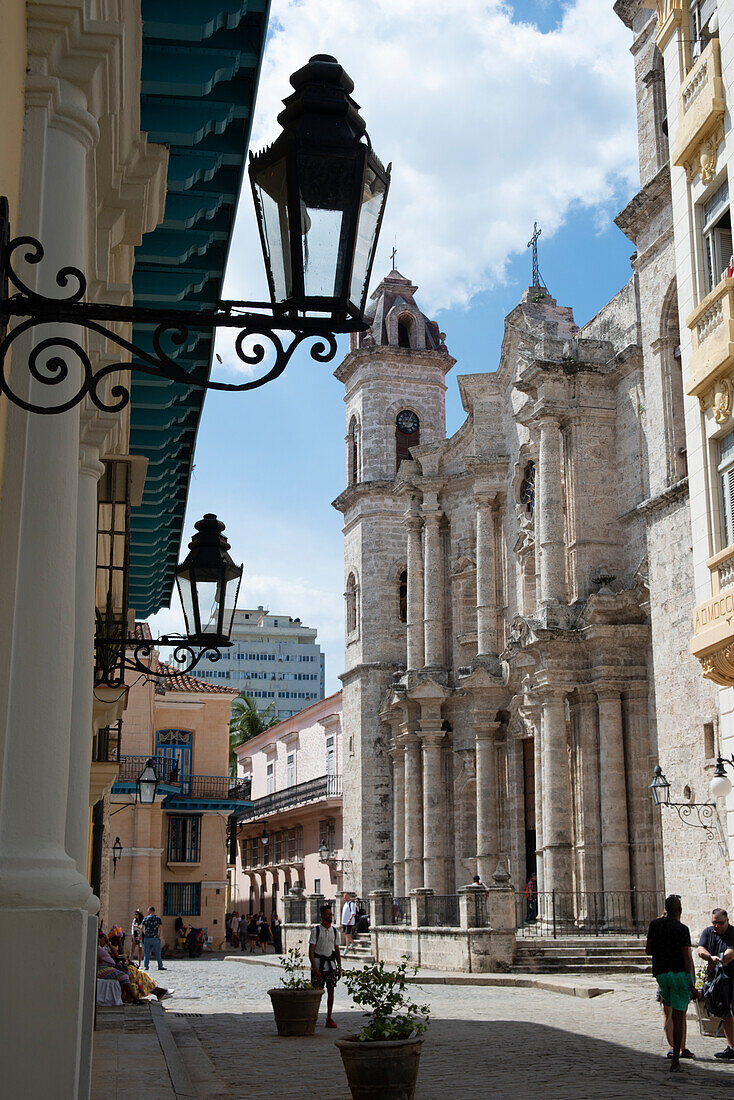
[335,957,430,1100]
[268,947,323,1036]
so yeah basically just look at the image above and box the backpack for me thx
[703,961,733,1018]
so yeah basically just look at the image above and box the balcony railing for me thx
[238,774,342,821]
[673,38,725,178]
[686,277,734,399]
[115,756,252,801]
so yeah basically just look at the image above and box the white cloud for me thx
[220,0,638,329]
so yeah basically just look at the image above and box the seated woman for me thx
[107,933,173,1002]
[98,932,136,1004]
[174,915,187,955]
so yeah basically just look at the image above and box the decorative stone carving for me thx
[685,119,726,183]
[699,645,734,686]
[713,378,733,423]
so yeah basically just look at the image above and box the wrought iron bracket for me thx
[661,800,718,840]
[0,196,364,415]
[96,634,228,687]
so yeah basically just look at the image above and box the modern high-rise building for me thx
[194,607,326,720]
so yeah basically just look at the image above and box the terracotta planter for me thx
[267,987,323,1036]
[335,1034,424,1100]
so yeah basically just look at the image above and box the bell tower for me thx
[332,269,455,894]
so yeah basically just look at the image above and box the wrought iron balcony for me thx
[237,774,342,822]
[114,756,252,801]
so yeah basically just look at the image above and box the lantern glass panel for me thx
[253,158,292,303]
[298,152,358,305]
[222,568,243,640]
[196,575,223,636]
[350,163,388,310]
[176,569,196,638]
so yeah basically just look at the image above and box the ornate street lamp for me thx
[711,755,734,799]
[261,824,269,850]
[318,839,330,862]
[649,765,671,806]
[137,759,159,805]
[112,836,123,875]
[175,515,243,645]
[0,58,390,416]
[649,764,717,838]
[250,54,390,324]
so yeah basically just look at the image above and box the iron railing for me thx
[288,899,306,923]
[237,774,342,821]
[92,720,121,763]
[425,894,460,927]
[116,756,251,801]
[516,889,665,938]
[391,897,411,925]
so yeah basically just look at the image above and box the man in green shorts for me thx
[646,895,697,1072]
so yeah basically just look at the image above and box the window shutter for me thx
[723,467,734,546]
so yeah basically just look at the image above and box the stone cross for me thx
[527,222,542,288]
[391,243,397,269]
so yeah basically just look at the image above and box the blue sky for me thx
[151,0,641,695]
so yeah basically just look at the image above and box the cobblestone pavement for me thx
[156,957,734,1099]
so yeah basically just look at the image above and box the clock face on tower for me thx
[396,410,420,435]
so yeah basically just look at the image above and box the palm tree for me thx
[229,692,278,775]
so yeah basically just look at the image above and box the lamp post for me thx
[137,759,159,805]
[0,57,390,416]
[112,836,122,875]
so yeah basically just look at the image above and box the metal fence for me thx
[425,894,460,927]
[516,889,665,937]
[391,897,411,925]
[238,774,342,821]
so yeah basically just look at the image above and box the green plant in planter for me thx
[343,956,430,1041]
[279,946,313,990]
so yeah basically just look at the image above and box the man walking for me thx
[309,904,341,1028]
[142,906,167,972]
[646,895,697,1072]
[698,907,734,1060]
[341,892,356,952]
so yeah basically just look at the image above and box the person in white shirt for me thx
[308,905,342,1028]
[341,893,356,951]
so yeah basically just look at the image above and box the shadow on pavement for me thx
[170,1010,733,1099]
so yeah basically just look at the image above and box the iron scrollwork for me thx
[95,632,228,688]
[0,196,359,415]
[670,801,717,840]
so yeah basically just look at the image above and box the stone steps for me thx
[513,935,649,974]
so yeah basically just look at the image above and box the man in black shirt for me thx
[646,895,696,1072]
[698,907,734,1060]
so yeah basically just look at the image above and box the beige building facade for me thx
[233,692,344,915]
[333,0,734,921]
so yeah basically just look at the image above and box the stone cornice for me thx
[334,345,456,385]
[332,479,401,514]
[614,164,671,245]
[339,662,404,686]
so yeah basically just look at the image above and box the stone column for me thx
[390,739,406,896]
[576,691,603,896]
[625,684,657,894]
[596,685,631,898]
[420,713,445,891]
[475,492,497,657]
[402,734,424,892]
[475,713,501,885]
[423,509,444,668]
[537,415,566,604]
[66,444,105,880]
[531,715,544,896]
[540,688,574,900]
[405,505,424,670]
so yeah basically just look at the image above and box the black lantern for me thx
[261,824,269,849]
[112,836,123,875]
[249,54,391,323]
[137,759,159,805]
[649,765,671,807]
[318,839,330,862]
[175,514,243,645]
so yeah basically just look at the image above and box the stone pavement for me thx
[126,956,734,1099]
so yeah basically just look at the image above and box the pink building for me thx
[232,692,344,916]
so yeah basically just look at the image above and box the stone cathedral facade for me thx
[332,0,732,921]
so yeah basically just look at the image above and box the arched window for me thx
[398,316,413,348]
[398,569,408,623]
[348,417,359,484]
[345,572,358,634]
[395,410,420,471]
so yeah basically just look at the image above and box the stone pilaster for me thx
[575,691,603,896]
[389,738,406,896]
[596,685,631,896]
[405,504,425,670]
[537,415,566,605]
[402,733,424,892]
[423,508,445,668]
[419,703,446,891]
[475,714,501,886]
[624,683,658,892]
[475,491,498,657]
[539,688,574,897]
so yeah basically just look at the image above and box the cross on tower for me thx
[527,222,547,290]
[391,243,397,269]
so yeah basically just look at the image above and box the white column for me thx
[402,734,424,892]
[405,506,424,670]
[66,444,105,880]
[537,415,566,604]
[596,685,631,896]
[475,492,498,657]
[423,510,444,668]
[475,717,501,884]
[390,739,406,897]
[540,688,574,898]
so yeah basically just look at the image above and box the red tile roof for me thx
[157,660,239,696]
